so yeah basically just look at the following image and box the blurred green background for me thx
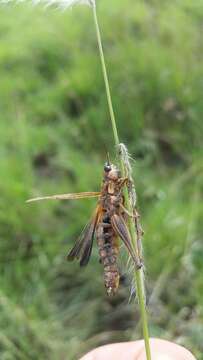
[0,0,202,359]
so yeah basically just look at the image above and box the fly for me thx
[27,162,142,296]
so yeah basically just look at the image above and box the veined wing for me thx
[67,206,102,267]
[111,214,141,269]
[27,192,101,203]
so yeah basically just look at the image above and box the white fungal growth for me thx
[118,143,137,207]
[118,143,146,305]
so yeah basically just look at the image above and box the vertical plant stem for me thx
[92,3,119,147]
[92,4,151,360]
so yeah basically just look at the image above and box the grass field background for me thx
[0,1,202,359]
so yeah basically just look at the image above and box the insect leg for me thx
[120,205,144,264]
[118,177,129,187]
[111,214,142,269]
[120,203,135,218]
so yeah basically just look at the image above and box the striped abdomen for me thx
[96,215,120,296]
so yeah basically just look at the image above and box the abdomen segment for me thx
[96,217,120,296]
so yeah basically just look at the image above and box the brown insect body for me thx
[27,162,141,296]
[97,165,124,295]
[97,220,120,296]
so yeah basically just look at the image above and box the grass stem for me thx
[92,3,119,147]
[92,4,151,360]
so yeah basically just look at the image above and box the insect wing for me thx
[27,192,101,203]
[111,214,140,268]
[67,206,101,267]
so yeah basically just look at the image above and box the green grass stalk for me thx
[92,4,151,360]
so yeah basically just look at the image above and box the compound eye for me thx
[104,163,111,172]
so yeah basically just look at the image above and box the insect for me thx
[27,162,142,296]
